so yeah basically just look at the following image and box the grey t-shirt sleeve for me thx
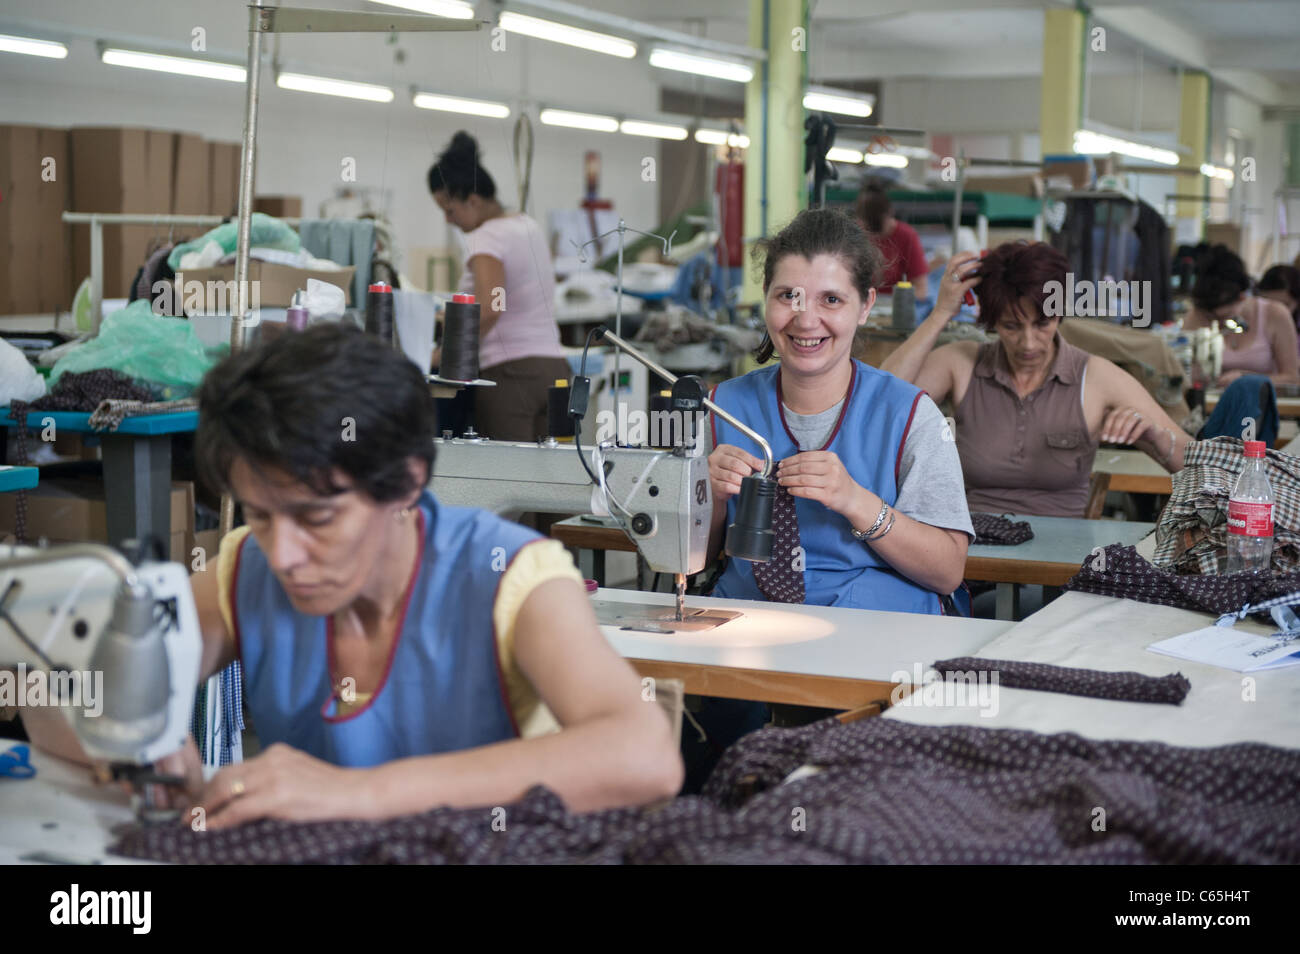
[894,395,975,538]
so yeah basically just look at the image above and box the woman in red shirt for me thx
[856,182,929,298]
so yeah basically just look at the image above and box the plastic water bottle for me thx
[1226,440,1274,573]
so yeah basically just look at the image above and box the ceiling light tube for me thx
[413,91,510,118]
[826,146,864,164]
[101,47,244,82]
[277,71,394,102]
[498,12,636,58]
[620,120,688,140]
[1200,162,1235,183]
[695,128,750,148]
[804,87,873,118]
[540,108,619,132]
[1073,129,1178,166]
[0,33,68,59]
[865,153,908,168]
[650,47,753,83]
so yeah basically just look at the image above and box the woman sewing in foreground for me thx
[883,241,1194,518]
[707,208,973,614]
[25,325,681,824]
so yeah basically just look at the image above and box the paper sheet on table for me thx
[393,290,436,373]
[1148,626,1300,672]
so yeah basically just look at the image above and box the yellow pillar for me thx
[1039,7,1085,156]
[743,0,807,308]
[1177,71,1211,236]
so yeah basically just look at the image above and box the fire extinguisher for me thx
[715,160,744,269]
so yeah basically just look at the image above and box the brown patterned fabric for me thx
[970,512,1034,546]
[932,655,1190,705]
[1065,543,1300,621]
[107,719,1300,864]
[1154,436,1300,574]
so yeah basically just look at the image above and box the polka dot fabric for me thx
[970,512,1034,546]
[750,470,805,604]
[932,656,1191,705]
[108,719,1300,864]
[1065,543,1300,619]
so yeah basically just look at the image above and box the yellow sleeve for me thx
[493,539,585,739]
[215,525,252,639]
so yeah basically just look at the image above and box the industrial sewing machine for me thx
[433,327,779,632]
[0,544,201,816]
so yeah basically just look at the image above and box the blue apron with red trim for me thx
[710,361,940,614]
[232,490,537,767]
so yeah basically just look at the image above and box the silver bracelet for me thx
[850,502,890,541]
[871,511,897,541]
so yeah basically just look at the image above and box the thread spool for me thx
[547,378,574,439]
[365,281,395,346]
[285,289,309,332]
[441,293,481,383]
[891,281,916,331]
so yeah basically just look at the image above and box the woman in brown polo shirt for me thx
[883,242,1193,518]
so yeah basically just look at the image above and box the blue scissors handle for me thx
[0,744,36,779]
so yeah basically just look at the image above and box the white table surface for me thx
[885,590,1300,749]
[596,588,1012,684]
[966,516,1155,566]
[0,743,150,865]
[1091,447,1170,480]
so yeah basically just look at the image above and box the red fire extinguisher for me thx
[715,160,744,268]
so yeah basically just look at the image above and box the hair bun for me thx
[447,131,479,160]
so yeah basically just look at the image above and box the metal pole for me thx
[950,148,966,257]
[221,1,266,539]
[90,217,103,333]
[613,219,625,439]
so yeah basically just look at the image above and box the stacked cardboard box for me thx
[254,195,302,219]
[209,141,240,218]
[0,125,72,314]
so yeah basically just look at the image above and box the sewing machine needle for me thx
[674,574,685,621]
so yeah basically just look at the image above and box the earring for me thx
[396,507,412,520]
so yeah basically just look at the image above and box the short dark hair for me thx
[855,181,892,233]
[427,131,496,202]
[196,323,436,503]
[1259,264,1300,316]
[1190,244,1252,312]
[973,241,1069,331]
[751,208,882,362]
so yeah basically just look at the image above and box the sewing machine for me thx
[0,544,201,816]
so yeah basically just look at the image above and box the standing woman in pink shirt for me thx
[428,131,571,441]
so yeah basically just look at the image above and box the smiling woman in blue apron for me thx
[23,324,682,825]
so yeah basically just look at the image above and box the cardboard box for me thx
[0,478,193,552]
[68,127,175,299]
[209,141,240,218]
[0,125,71,315]
[174,261,355,310]
[1042,154,1095,191]
[964,173,1044,200]
[172,133,211,215]
[1205,223,1243,255]
[254,195,302,219]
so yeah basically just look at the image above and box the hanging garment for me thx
[1198,375,1279,446]
[297,219,375,307]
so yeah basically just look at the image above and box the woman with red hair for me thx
[883,242,1193,518]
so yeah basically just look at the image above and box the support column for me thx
[743,0,807,308]
[1039,7,1085,156]
[1174,70,1211,241]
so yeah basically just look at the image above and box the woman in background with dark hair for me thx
[884,242,1193,518]
[1183,246,1298,388]
[855,181,929,298]
[1258,264,1300,350]
[428,131,571,441]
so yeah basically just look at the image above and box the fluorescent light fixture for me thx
[826,146,864,164]
[540,108,619,132]
[1073,129,1178,166]
[1200,162,1234,183]
[277,72,394,102]
[102,47,244,82]
[499,12,636,58]
[367,0,474,18]
[695,128,750,148]
[804,87,873,118]
[413,91,510,118]
[865,153,908,168]
[0,33,68,59]
[649,47,752,83]
[620,120,688,140]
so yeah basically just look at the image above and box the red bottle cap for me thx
[1244,440,1267,457]
[452,293,475,304]
[368,282,392,293]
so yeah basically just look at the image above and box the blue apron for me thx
[710,361,940,614]
[232,490,538,767]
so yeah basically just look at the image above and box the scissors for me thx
[0,744,36,779]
